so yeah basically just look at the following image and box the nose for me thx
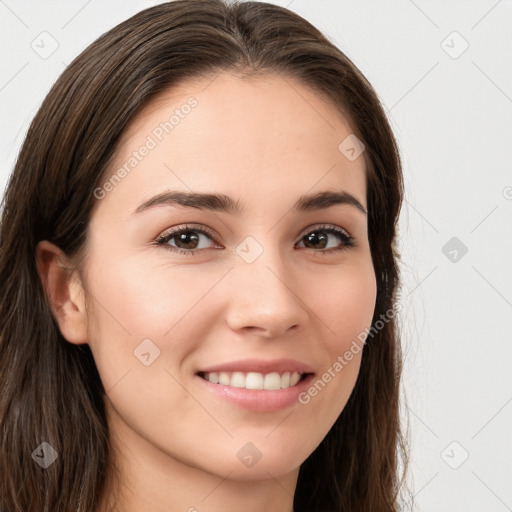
[224,246,309,338]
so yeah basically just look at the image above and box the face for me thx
[81,72,376,481]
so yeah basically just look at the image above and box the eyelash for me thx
[154,223,356,256]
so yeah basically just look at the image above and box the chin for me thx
[192,443,305,481]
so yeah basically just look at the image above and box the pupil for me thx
[178,231,199,249]
[306,232,327,249]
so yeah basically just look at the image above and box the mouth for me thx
[194,358,316,412]
[196,370,312,390]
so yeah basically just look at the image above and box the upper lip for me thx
[197,358,314,375]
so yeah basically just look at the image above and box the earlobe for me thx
[35,240,89,345]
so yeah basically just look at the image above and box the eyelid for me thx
[298,223,351,239]
[155,223,219,246]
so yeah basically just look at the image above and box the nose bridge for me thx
[238,231,291,292]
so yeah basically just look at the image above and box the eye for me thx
[296,224,355,254]
[154,223,356,256]
[155,224,219,256]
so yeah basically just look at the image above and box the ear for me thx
[36,240,89,345]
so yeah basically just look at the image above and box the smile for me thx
[197,370,308,390]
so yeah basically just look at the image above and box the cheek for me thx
[83,252,220,383]
[302,261,376,401]
[333,275,376,345]
[308,260,377,350]
[87,252,205,334]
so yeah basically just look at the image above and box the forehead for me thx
[99,71,367,215]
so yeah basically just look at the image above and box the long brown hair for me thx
[0,1,410,511]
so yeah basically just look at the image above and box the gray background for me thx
[1,1,511,510]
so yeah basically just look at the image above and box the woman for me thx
[0,1,410,511]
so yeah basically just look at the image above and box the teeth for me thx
[218,372,229,385]
[202,371,304,390]
[246,372,263,389]
[263,372,282,391]
[230,372,246,388]
[289,372,301,386]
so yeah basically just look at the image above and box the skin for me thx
[37,72,377,512]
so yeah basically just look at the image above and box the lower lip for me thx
[195,373,315,412]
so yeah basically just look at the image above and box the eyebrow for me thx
[132,189,367,216]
